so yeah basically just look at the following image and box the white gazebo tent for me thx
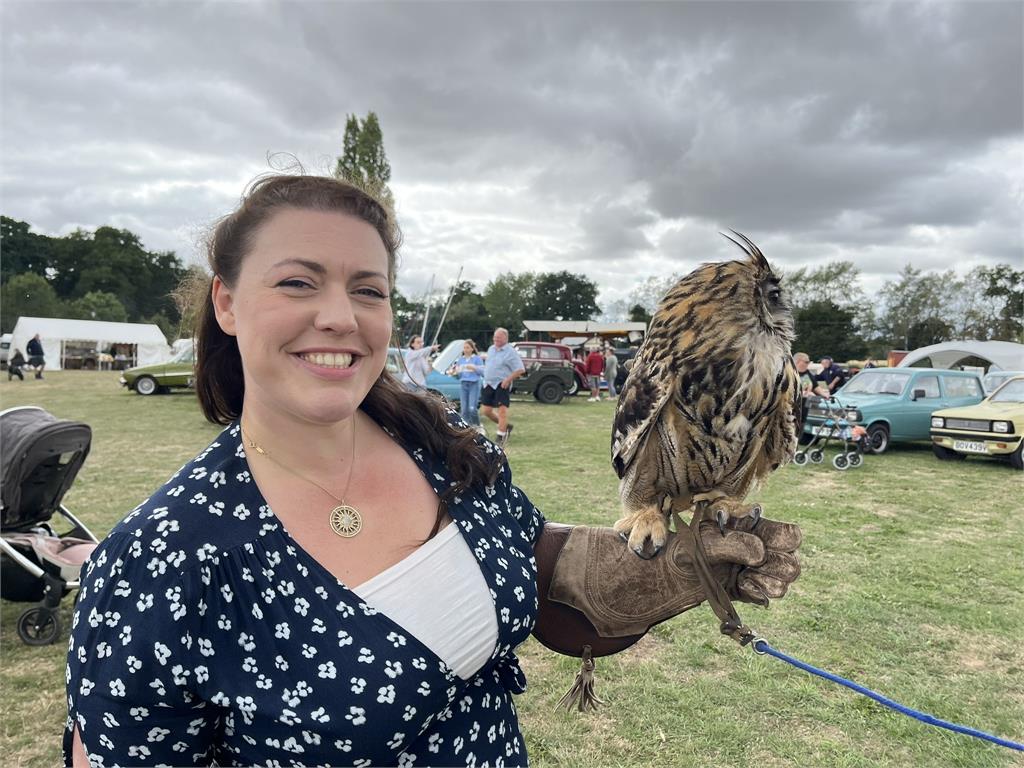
[897,340,1024,372]
[10,317,170,371]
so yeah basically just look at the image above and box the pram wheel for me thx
[793,452,808,466]
[809,449,824,464]
[847,452,863,468]
[17,606,61,646]
[832,453,850,470]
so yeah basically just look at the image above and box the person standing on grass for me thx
[479,327,525,447]
[585,342,604,401]
[453,338,484,431]
[64,173,802,768]
[401,334,438,390]
[26,333,45,379]
[7,349,25,381]
[604,346,619,399]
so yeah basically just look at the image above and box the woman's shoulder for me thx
[105,424,272,562]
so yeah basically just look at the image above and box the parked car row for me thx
[802,367,1023,470]
[114,343,1023,469]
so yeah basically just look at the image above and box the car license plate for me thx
[953,440,987,454]
[812,426,836,436]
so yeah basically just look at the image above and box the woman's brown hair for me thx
[194,173,502,499]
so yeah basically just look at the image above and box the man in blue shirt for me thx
[817,355,847,395]
[480,327,525,447]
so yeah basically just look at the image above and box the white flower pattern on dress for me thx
[65,415,543,767]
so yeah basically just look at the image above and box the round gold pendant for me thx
[329,505,362,538]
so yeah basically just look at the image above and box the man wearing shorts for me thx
[480,327,525,447]
[26,333,45,379]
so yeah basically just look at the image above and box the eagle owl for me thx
[611,232,800,558]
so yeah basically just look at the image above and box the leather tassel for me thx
[556,645,606,713]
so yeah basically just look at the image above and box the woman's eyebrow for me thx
[270,258,326,274]
[268,261,386,282]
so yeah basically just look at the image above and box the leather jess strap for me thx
[675,507,756,646]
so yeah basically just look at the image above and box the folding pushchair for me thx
[1,406,99,645]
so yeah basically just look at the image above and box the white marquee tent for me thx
[897,340,1024,372]
[10,317,170,371]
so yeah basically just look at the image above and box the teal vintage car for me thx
[803,367,985,453]
[120,343,195,395]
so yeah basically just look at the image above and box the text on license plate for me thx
[812,426,838,436]
[953,440,987,454]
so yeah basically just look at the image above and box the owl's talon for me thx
[716,509,729,535]
[614,507,669,559]
[749,504,763,529]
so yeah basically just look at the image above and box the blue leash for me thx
[751,638,1024,752]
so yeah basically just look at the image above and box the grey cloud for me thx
[1,0,1020,310]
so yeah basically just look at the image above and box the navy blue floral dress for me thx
[64,419,544,767]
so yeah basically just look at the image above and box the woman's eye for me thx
[354,287,389,299]
[278,279,313,289]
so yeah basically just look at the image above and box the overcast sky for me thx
[2,1,1021,313]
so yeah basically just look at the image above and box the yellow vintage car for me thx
[930,375,1024,470]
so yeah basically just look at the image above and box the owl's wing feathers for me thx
[610,346,677,480]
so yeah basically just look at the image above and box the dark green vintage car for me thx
[120,344,195,395]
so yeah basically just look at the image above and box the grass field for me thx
[1,371,1022,768]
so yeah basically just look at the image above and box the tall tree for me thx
[793,299,867,361]
[0,216,57,284]
[878,266,952,349]
[483,272,537,332]
[628,303,652,324]
[527,271,601,321]
[67,291,128,323]
[334,111,394,208]
[782,261,866,311]
[0,272,64,332]
[429,281,491,347]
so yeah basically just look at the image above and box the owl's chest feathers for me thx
[679,329,788,440]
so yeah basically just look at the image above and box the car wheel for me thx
[793,452,808,466]
[832,453,849,470]
[865,424,890,454]
[535,378,564,405]
[809,449,824,464]
[567,379,580,396]
[931,444,965,462]
[1010,442,1023,471]
[134,376,159,396]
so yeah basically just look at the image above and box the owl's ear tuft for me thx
[720,230,771,273]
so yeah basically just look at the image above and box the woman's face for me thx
[410,336,424,350]
[212,207,393,427]
[462,342,473,356]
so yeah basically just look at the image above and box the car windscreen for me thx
[989,378,1024,403]
[842,370,911,396]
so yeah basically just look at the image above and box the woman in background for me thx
[453,339,484,431]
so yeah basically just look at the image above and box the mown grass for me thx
[1,371,1022,768]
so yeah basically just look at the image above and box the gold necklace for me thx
[241,423,362,538]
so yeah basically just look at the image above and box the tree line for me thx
[1,216,185,340]
[4,209,1019,362]
[616,260,1023,361]
[0,214,604,349]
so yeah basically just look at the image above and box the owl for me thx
[611,231,801,558]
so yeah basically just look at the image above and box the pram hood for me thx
[1,407,92,531]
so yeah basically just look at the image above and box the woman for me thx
[453,339,484,430]
[401,334,438,390]
[65,174,801,767]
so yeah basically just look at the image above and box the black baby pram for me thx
[1,406,99,645]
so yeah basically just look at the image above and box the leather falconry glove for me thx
[532,515,801,711]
